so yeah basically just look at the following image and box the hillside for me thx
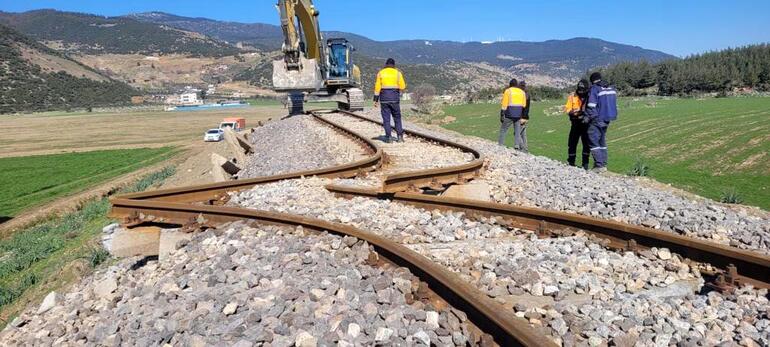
[127,12,282,50]
[0,10,241,57]
[130,12,676,85]
[0,24,137,114]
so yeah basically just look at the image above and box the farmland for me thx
[0,148,176,218]
[440,96,770,210]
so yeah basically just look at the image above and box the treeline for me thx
[0,24,138,114]
[601,44,770,96]
[468,85,565,103]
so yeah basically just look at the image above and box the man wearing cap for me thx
[498,79,528,150]
[373,58,407,143]
[584,72,618,172]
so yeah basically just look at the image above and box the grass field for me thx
[440,97,770,210]
[0,148,176,218]
[0,168,175,325]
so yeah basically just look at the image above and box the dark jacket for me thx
[585,82,618,123]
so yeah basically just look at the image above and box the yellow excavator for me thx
[272,0,364,115]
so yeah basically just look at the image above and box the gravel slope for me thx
[1,224,479,346]
[230,177,770,346]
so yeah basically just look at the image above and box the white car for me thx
[203,129,224,142]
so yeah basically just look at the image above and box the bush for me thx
[627,157,651,177]
[720,188,744,204]
[88,247,110,268]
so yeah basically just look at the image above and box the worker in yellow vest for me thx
[373,58,407,143]
[498,79,528,150]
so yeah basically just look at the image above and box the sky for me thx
[1,0,769,57]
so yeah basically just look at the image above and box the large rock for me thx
[108,226,160,258]
[37,292,59,314]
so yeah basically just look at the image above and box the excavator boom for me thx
[272,0,364,113]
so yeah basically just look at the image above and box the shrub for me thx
[720,188,744,204]
[88,247,110,268]
[627,157,651,177]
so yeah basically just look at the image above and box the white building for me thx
[179,92,199,105]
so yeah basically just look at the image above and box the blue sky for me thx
[1,0,769,57]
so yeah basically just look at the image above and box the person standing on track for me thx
[565,79,591,169]
[498,79,528,150]
[517,80,531,153]
[373,58,407,143]
[584,72,618,172]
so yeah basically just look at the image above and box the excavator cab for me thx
[327,38,352,85]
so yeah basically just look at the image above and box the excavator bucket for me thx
[272,57,324,91]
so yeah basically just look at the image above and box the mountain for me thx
[127,12,282,50]
[0,10,241,57]
[127,12,676,85]
[0,24,137,114]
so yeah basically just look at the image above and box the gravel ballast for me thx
[239,115,367,178]
[1,223,478,346]
[230,177,770,346]
[355,109,770,255]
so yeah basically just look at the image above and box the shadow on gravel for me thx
[0,216,12,224]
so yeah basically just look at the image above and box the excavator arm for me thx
[272,0,364,113]
[278,0,324,68]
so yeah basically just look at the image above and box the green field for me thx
[441,97,770,210]
[0,147,176,218]
[0,167,175,324]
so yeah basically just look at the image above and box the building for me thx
[179,92,199,105]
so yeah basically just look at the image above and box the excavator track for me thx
[339,88,365,111]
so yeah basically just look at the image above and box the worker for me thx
[498,79,528,150]
[373,58,407,143]
[584,72,618,172]
[517,80,531,153]
[565,79,591,169]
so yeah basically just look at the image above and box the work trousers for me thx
[498,118,527,151]
[568,119,590,169]
[587,119,609,168]
[381,102,403,138]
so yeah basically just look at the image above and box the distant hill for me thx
[127,12,282,50]
[0,24,137,114]
[129,12,676,85]
[0,10,241,57]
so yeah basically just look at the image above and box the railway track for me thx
[108,109,770,346]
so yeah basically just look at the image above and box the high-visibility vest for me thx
[374,67,406,95]
[565,93,583,113]
[500,87,527,119]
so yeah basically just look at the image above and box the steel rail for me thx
[114,113,383,203]
[325,184,770,290]
[324,109,486,193]
[108,198,556,347]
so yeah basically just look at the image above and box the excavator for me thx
[272,0,364,115]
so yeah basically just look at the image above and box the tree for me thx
[412,84,437,113]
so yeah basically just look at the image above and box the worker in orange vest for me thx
[498,79,528,150]
[373,58,407,143]
[565,79,591,169]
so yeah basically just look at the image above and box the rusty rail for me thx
[326,109,486,193]
[109,198,555,346]
[325,184,770,290]
[115,113,382,203]
[109,111,555,346]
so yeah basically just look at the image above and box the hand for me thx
[520,119,528,126]
[374,102,380,109]
[582,116,591,124]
